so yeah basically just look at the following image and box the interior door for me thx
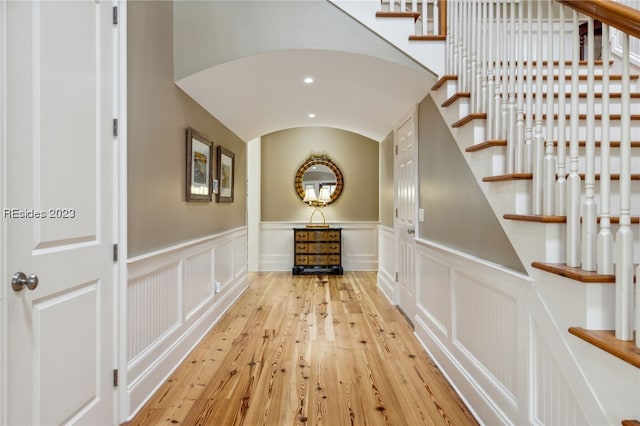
[395,113,417,322]
[4,1,117,424]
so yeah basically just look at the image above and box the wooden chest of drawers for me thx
[292,228,343,275]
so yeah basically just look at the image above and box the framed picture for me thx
[186,128,213,202]
[216,145,235,202]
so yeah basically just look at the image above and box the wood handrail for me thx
[555,0,640,39]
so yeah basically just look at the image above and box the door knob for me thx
[12,272,39,291]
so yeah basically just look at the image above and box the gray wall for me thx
[418,95,525,273]
[261,127,378,222]
[128,1,246,257]
[380,131,394,228]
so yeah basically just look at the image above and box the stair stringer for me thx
[429,83,640,424]
[529,268,640,424]
[328,0,444,76]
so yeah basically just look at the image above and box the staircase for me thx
[334,0,640,424]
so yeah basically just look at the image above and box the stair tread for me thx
[497,73,639,81]
[441,92,470,108]
[465,140,506,152]
[484,173,640,181]
[532,261,615,283]
[451,113,487,128]
[536,92,640,99]
[495,59,614,66]
[409,35,446,41]
[431,75,457,91]
[568,328,640,369]
[622,421,640,426]
[504,214,640,224]
[527,113,640,120]
[466,140,640,152]
[375,11,420,21]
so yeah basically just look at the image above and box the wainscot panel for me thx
[412,239,615,425]
[259,222,378,272]
[413,239,531,426]
[125,227,248,420]
[376,225,395,303]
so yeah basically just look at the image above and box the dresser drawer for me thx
[327,243,340,253]
[295,231,309,242]
[327,231,340,241]
[308,255,330,265]
[307,243,328,254]
[295,255,309,265]
[295,243,308,253]
[306,231,328,242]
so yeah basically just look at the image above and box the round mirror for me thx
[295,155,344,206]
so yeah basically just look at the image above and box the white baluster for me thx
[556,5,567,216]
[487,0,495,138]
[598,24,613,275]
[480,0,488,113]
[515,0,524,172]
[543,0,556,216]
[566,10,581,267]
[524,0,534,175]
[532,0,544,215]
[582,17,597,271]
[506,0,516,173]
[618,34,634,341]
[433,0,439,37]
[461,0,468,92]
[500,0,508,141]
[470,0,477,108]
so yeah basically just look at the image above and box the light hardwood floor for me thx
[127,272,478,425]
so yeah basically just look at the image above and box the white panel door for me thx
[395,113,417,322]
[4,1,117,424]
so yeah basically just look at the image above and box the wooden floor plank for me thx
[126,272,478,426]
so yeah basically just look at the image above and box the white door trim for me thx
[116,0,129,422]
[0,0,7,422]
[393,106,418,312]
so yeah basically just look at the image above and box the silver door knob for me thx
[12,272,39,291]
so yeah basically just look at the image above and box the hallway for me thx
[127,272,478,425]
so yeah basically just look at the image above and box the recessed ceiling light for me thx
[304,77,314,84]
[308,113,316,118]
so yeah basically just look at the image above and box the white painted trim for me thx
[0,0,7,422]
[247,137,261,271]
[376,225,395,302]
[116,1,129,422]
[127,226,247,265]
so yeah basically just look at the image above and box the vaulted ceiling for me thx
[173,1,437,142]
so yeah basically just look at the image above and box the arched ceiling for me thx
[175,49,436,142]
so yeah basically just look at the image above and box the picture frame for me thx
[186,128,213,202]
[216,145,235,202]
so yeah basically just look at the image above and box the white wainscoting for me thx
[259,222,378,272]
[376,225,395,303]
[124,227,248,420]
[411,239,609,426]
